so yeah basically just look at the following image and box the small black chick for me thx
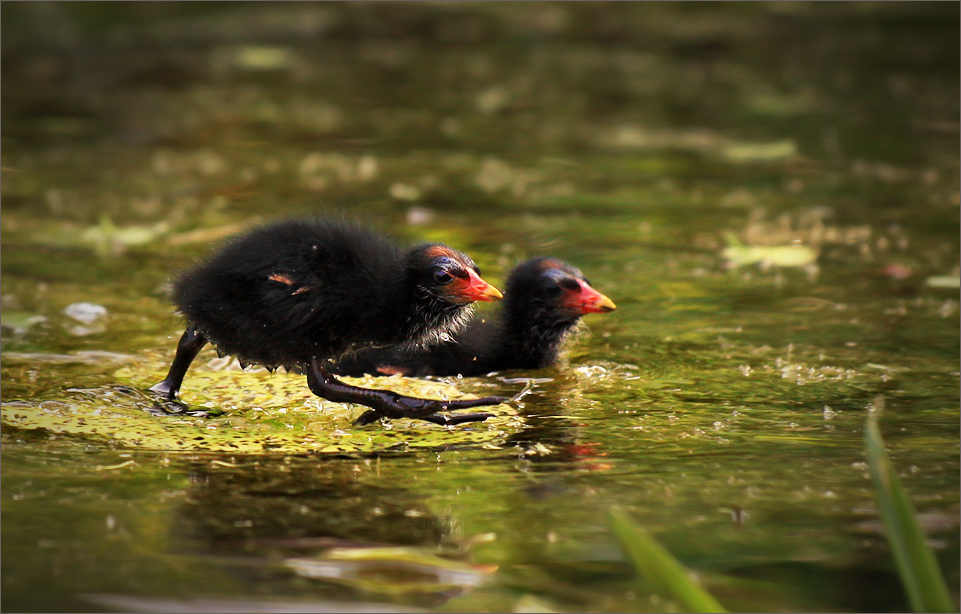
[332,257,616,378]
[150,217,506,426]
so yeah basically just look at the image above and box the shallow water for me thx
[2,3,959,612]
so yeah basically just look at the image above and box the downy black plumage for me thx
[150,217,506,426]
[332,257,616,378]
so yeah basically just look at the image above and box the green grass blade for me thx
[609,508,726,613]
[865,414,955,613]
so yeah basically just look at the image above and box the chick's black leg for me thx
[353,408,498,427]
[149,326,208,399]
[305,359,507,426]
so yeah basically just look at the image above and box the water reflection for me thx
[177,458,450,550]
[172,456,491,609]
[2,2,958,612]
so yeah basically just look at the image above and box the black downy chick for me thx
[332,257,616,378]
[150,217,505,426]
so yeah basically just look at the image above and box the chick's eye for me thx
[433,270,454,285]
[543,283,563,298]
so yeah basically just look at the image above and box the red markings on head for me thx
[537,258,566,272]
[424,245,459,260]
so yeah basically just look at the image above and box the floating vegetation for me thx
[2,351,136,365]
[926,275,961,289]
[0,368,519,453]
[0,311,47,335]
[721,232,818,270]
[721,139,798,163]
[1,2,957,613]
[286,546,496,596]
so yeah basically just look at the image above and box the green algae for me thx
[1,3,958,613]
[2,367,519,454]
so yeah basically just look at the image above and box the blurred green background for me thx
[2,3,958,612]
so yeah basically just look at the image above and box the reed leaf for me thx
[865,413,955,612]
[609,508,726,613]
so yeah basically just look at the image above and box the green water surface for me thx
[2,3,958,612]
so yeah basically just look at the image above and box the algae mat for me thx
[1,363,521,453]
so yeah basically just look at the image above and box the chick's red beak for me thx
[568,279,616,314]
[454,268,503,303]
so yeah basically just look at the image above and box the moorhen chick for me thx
[150,217,507,426]
[332,257,616,378]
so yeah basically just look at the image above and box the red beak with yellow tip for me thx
[569,279,616,314]
[456,268,503,303]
